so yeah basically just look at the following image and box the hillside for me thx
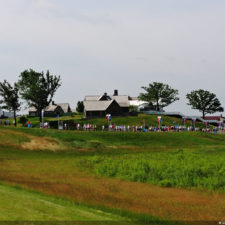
[0,127,225,222]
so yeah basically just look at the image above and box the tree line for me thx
[139,82,224,118]
[0,69,224,127]
[0,69,61,126]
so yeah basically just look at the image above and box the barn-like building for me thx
[84,90,140,118]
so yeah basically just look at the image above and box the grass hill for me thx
[0,127,225,222]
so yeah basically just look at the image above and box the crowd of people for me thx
[73,123,225,133]
[0,120,12,126]
[1,119,224,134]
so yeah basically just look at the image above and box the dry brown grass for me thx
[0,169,224,221]
[21,136,62,151]
[0,129,64,151]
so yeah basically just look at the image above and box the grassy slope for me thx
[0,184,128,221]
[0,128,225,221]
[1,127,225,191]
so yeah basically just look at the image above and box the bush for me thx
[19,116,28,126]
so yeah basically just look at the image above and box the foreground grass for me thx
[0,183,128,221]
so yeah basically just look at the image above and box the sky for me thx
[0,0,225,115]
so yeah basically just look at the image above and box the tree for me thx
[19,116,28,127]
[138,82,179,111]
[18,69,61,122]
[76,101,84,113]
[0,80,21,126]
[186,89,224,119]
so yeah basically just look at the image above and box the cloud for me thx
[0,0,225,114]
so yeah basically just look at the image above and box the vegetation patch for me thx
[80,149,225,191]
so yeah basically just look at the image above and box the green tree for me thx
[139,82,179,111]
[0,80,21,126]
[186,89,224,119]
[18,69,61,122]
[19,116,28,127]
[76,101,84,113]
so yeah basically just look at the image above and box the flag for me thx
[182,117,188,124]
[192,118,197,124]
[157,116,162,124]
[41,109,44,119]
[106,114,111,122]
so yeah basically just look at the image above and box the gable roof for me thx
[29,106,37,112]
[84,95,130,108]
[45,105,59,112]
[29,103,70,113]
[110,95,130,107]
[84,100,115,111]
[57,103,71,113]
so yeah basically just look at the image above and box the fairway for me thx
[0,127,225,222]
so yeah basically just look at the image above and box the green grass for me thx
[0,182,167,224]
[0,184,122,221]
[80,148,225,191]
[1,127,225,192]
[5,127,225,150]
[0,127,225,222]
[0,113,204,129]
[0,183,143,223]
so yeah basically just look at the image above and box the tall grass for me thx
[80,149,225,191]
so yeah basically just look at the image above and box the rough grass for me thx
[81,148,225,191]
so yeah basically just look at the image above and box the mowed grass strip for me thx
[0,183,133,222]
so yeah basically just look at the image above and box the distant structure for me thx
[29,101,72,117]
[202,115,225,123]
[84,89,146,118]
[0,110,13,118]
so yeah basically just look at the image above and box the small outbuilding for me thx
[28,101,72,117]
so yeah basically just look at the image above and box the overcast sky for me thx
[0,0,225,115]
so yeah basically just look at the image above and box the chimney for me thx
[52,101,55,105]
[113,89,118,96]
[104,92,107,97]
